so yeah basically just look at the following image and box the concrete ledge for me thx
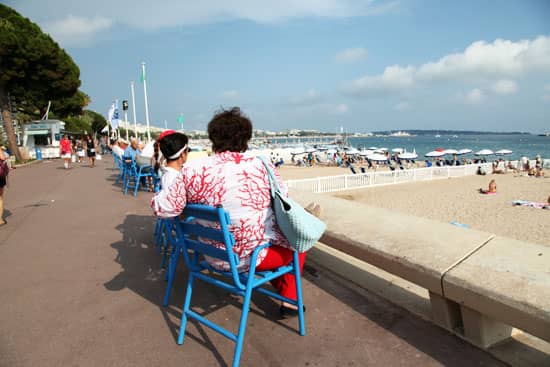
[290,189,493,297]
[443,236,550,343]
[289,188,550,354]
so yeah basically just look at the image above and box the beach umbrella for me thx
[435,147,445,152]
[444,149,458,155]
[457,148,472,155]
[425,150,445,157]
[346,148,360,155]
[379,147,388,151]
[368,146,378,150]
[495,149,513,155]
[326,149,337,155]
[359,149,374,156]
[291,147,305,155]
[367,153,388,161]
[398,152,418,159]
[475,149,494,156]
[392,148,404,153]
[305,147,317,153]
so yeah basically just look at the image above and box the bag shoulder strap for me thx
[257,156,281,195]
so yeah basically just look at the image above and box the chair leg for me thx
[163,245,180,306]
[178,273,194,345]
[232,285,253,367]
[293,251,306,336]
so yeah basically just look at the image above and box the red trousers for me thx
[256,246,307,301]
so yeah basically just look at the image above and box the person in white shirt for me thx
[153,130,190,189]
[111,139,126,159]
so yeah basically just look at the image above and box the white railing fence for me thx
[285,163,495,193]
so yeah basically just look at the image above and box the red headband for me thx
[158,130,176,141]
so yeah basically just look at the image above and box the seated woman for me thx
[492,162,504,174]
[153,130,190,189]
[479,179,497,194]
[152,107,306,317]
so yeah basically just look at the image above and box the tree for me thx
[0,4,84,161]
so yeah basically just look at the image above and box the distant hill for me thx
[372,130,531,136]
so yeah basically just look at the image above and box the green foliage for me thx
[86,110,107,133]
[61,110,107,134]
[0,4,85,117]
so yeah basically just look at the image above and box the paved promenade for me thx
[0,157,506,367]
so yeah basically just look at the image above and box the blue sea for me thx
[346,134,550,160]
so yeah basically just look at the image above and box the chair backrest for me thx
[170,204,244,288]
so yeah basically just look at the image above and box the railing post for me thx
[317,176,321,193]
[447,166,451,178]
[369,173,373,186]
[344,175,348,190]
[430,167,433,180]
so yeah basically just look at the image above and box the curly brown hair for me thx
[207,107,252,153]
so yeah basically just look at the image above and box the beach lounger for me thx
[512,200,550,209]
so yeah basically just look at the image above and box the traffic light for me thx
[122,100,129,111]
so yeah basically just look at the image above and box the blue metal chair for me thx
[122,158,153,196]
[113,154,126,184]
[166,204,305,367]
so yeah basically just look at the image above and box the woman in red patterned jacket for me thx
[152,107,306,317]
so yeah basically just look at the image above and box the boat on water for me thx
[538,132,550,137]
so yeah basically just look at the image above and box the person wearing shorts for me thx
[59,135,73,169]
[86,135,97,167]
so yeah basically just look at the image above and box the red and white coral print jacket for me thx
[151,151,291,271]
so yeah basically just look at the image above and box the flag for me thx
[140,67,146,83]
[107,101,119,129]
[101,124,109,133]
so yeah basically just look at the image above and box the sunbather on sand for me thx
[479,179,497,194]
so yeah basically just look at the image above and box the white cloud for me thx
[344,36,550,96]
[464,88,485,104]
[344,65,415,96]
[44,15,113,47]
[222,90,239,99]
[14,0,397,34]
[394,101,409,110]
[335,103,349,113]
[289,89,323,106]
[335,47,368,63]
[491,79,518,95]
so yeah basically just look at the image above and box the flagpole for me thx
[141,62,151,142]
[130,81,137,139]
[124,110,129,141]
[115,99,120,139]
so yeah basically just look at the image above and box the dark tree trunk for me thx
[0,83,23,162]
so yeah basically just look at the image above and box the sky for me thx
[4,0,550,133]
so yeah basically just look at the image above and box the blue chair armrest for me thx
[248,242,274,272]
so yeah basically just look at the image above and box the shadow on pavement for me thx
[104,214,504,367]
[104,214,300,367]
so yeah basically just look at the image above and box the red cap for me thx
[158,130,176,141]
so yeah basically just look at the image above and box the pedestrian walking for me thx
[86,135,97,167]
[0,148,9,226]
[59,135,73,169]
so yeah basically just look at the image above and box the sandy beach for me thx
[278,166,549,246]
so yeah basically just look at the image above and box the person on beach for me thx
[479,179,497,194]
[0,148,9,226]
[86,135,97,167]
[153,130,190,189]
[152,107,307,317]
[59,135,73,169]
